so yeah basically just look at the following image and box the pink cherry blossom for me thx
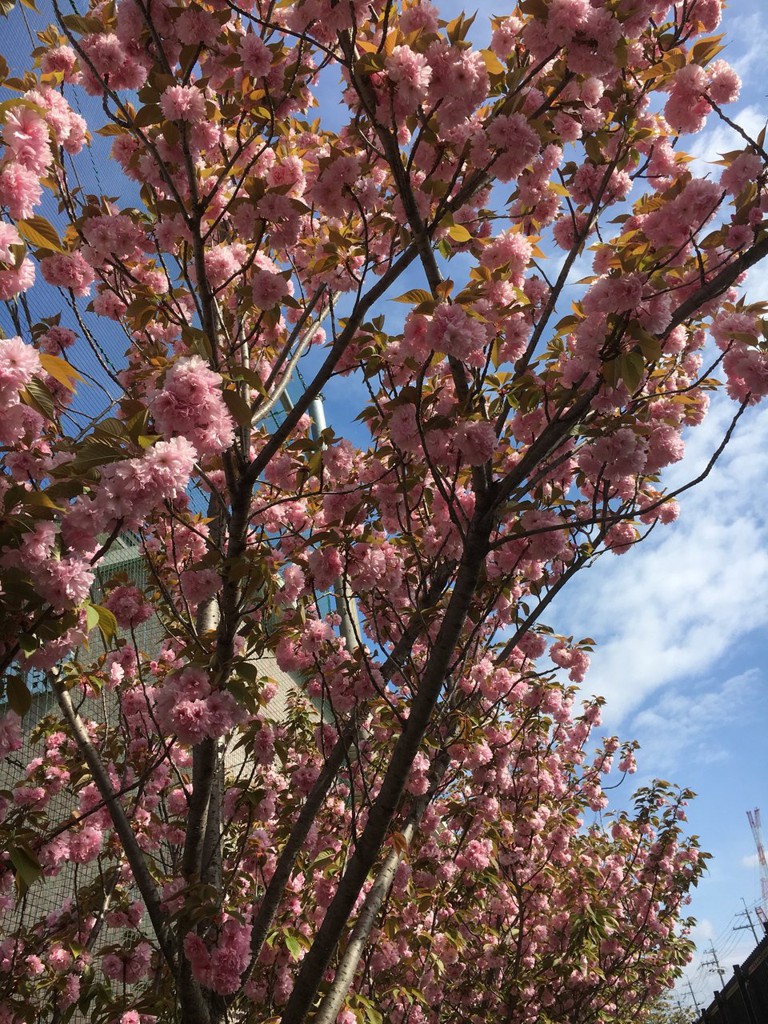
[241,32,272,77]
[160,85,207,124]
[721,151,763,195]
[385,46,432,114]
[707,60,741,105]
[0,163,42,219]
[0,713,22,760]
[40,252,96,296]
[425,304,488,367]
[252,269,290,310]
[2,107,52,173]
[0,3,758,1021]
[142,436,198,499]
[604,522,639,554]
[0,335,40,404]
[583,272,646,315]
[103,585,153,629]
[150,357,235,454]
[68,824,104,864]
[454,420,497,465]
[33,557,94,611]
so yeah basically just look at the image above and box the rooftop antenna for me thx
[746,808,768,931]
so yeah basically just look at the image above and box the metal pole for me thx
[734,898,760,945]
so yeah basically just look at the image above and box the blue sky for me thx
[2,0,767,1010]
[548,0,768,1007]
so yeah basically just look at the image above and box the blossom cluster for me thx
[0,0,763,1021]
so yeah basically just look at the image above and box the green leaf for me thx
[95,123,127,137]
[480,49,505,76]
[45,481,84,506]
[233,367,270,399]
[355,51,386,77]
[619,351,646,392]
[446,11,476,44]
[627,324,663,363]
[637,333,663,363]
[16,216,64,253]
[21,379,56,420]
[4,484,60,511]
[123,406,150,444]
[84,603,100,634]
[93,417,129,441]
[96,605,118,647]
[162,120,180,146]
[284,932,303,961]
[5,674,32,717]
[446,224,472,243]
[392,289,433,305]
[602,357,620,388]
[83,603,118,647]
[691,34,725,67]
[8,843,43,896]
[124,297,157,330]
[222,389,254,428]
[72,438,128,471]
[132,103,162,128]
[39,353,83,390]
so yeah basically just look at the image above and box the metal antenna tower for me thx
[746,808,768,930]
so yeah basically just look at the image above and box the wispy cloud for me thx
[630,670,760,775]
[687,104,767,179]
[691,917,716,944]
[550,397,768,727]
[723,10,768,86]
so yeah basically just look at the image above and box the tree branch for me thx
[52,679,176,973]
[279,515,492,1024]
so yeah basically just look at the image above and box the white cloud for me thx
[723,10,768,85]
[741,852,760,868]
[549,397,768,727]
[687,104,767,179]
[565,254,597,290]
[691,917,716,944]
[629,670,759,774]
[745,260,768,306]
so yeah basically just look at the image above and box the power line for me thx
[700,942,727,986]
[685,977,702,1014]
[734,896,760,945]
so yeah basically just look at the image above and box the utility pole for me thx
[701,943,727,987]
[734,897,760,944]
[686,977,701,1014]
[675,997,689,1022]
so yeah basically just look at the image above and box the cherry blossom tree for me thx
[0,0,765,1023]
[642,995,697,1024]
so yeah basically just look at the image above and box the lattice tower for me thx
[747,808,768,928]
